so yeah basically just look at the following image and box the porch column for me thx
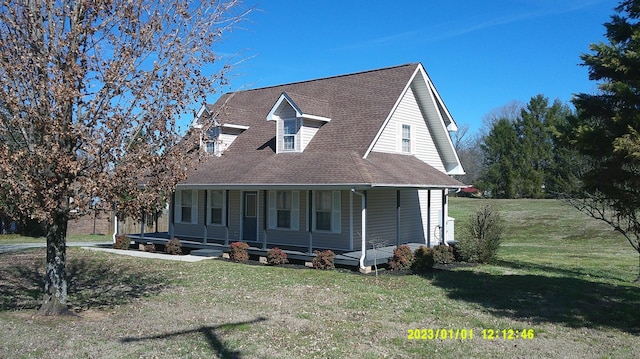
[140,209,146,240]
[349,190,353,251]
[224,190,230,245]
[169,192,175,239]
[263,190,268,250]
[203,190,208,244]
[308,190,313,254]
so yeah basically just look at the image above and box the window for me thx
[268,190,299,230]
[204,127,220,154]
[276,191,291,228]
[175,190,198,224]
[181,190,192,223]
[205,141,216,154]
[283,119,297,151]
[315,191,332,231]
[401,124,411,153]
[208,190,224,225]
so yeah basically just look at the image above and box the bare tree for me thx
[0,0,250,314]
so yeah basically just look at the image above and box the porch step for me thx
[190,249,223,257]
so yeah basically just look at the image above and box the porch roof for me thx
[181,151,464,190]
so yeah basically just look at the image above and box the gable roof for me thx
[181,63,465,189]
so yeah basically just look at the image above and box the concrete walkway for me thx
[82,246,214,262]
[0,242,212,262]
[0,242,113,254]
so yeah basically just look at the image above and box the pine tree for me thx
[565,0,640,282]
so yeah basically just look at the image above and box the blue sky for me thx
[205,0,616,135]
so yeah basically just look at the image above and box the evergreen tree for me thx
[564,0,640,281]
[479,95,572,198]
[479,118,518,198]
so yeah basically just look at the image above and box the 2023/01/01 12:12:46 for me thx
[482,329,535,340]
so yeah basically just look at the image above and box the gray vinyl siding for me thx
[300,119,322,151]
[419,189,444,245]
[228,190,242,242]
[365,189,425,247]
[205,224,228,240]
[366,190,397,246]
[399,190,426,244]
[371,85,445,171]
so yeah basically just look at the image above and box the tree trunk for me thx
[39,212,70,315]
[636,253,640,283]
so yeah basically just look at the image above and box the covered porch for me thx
[126,232,428,272]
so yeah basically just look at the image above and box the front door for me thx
[243,192,257,241]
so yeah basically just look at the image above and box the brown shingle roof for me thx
[183,63,465,189]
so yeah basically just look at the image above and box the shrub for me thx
[165,237,182,255]
[411,246,435,273]
[388,244,414,271]
[312,249,335,270]
[457,203,504,263]
[432,244,455,265]
[266,247,288,265]
[113,235,130,250]
[229,241,250,262]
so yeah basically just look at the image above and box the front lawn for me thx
[0,198,638,358]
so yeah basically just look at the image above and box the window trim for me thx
[174,190,198,224]
[207,190,226,226]
[282,118,299,152]
[312,190,341,233]
[268,190,299,230]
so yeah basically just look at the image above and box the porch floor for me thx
[127,232,429,269]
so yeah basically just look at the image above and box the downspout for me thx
[351,188,367,270]
[441,189,447,245]
[396,190,400,247]
[427,191,431,247]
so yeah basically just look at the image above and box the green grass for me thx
[0,198,639,358]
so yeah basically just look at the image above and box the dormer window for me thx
[267,92,331,154]
[283,119,298,151]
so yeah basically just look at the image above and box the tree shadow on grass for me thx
[120,317,267,359]
[423,269,640,333]
[494,259,627,282]
[0,249,168,311]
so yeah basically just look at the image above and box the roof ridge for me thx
[222,63,419,95]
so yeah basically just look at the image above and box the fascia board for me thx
[266,92,302,121]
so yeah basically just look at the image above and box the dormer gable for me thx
[266,92,331,153]
[192,104,249,156]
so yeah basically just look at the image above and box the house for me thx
[169,63,465,270]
